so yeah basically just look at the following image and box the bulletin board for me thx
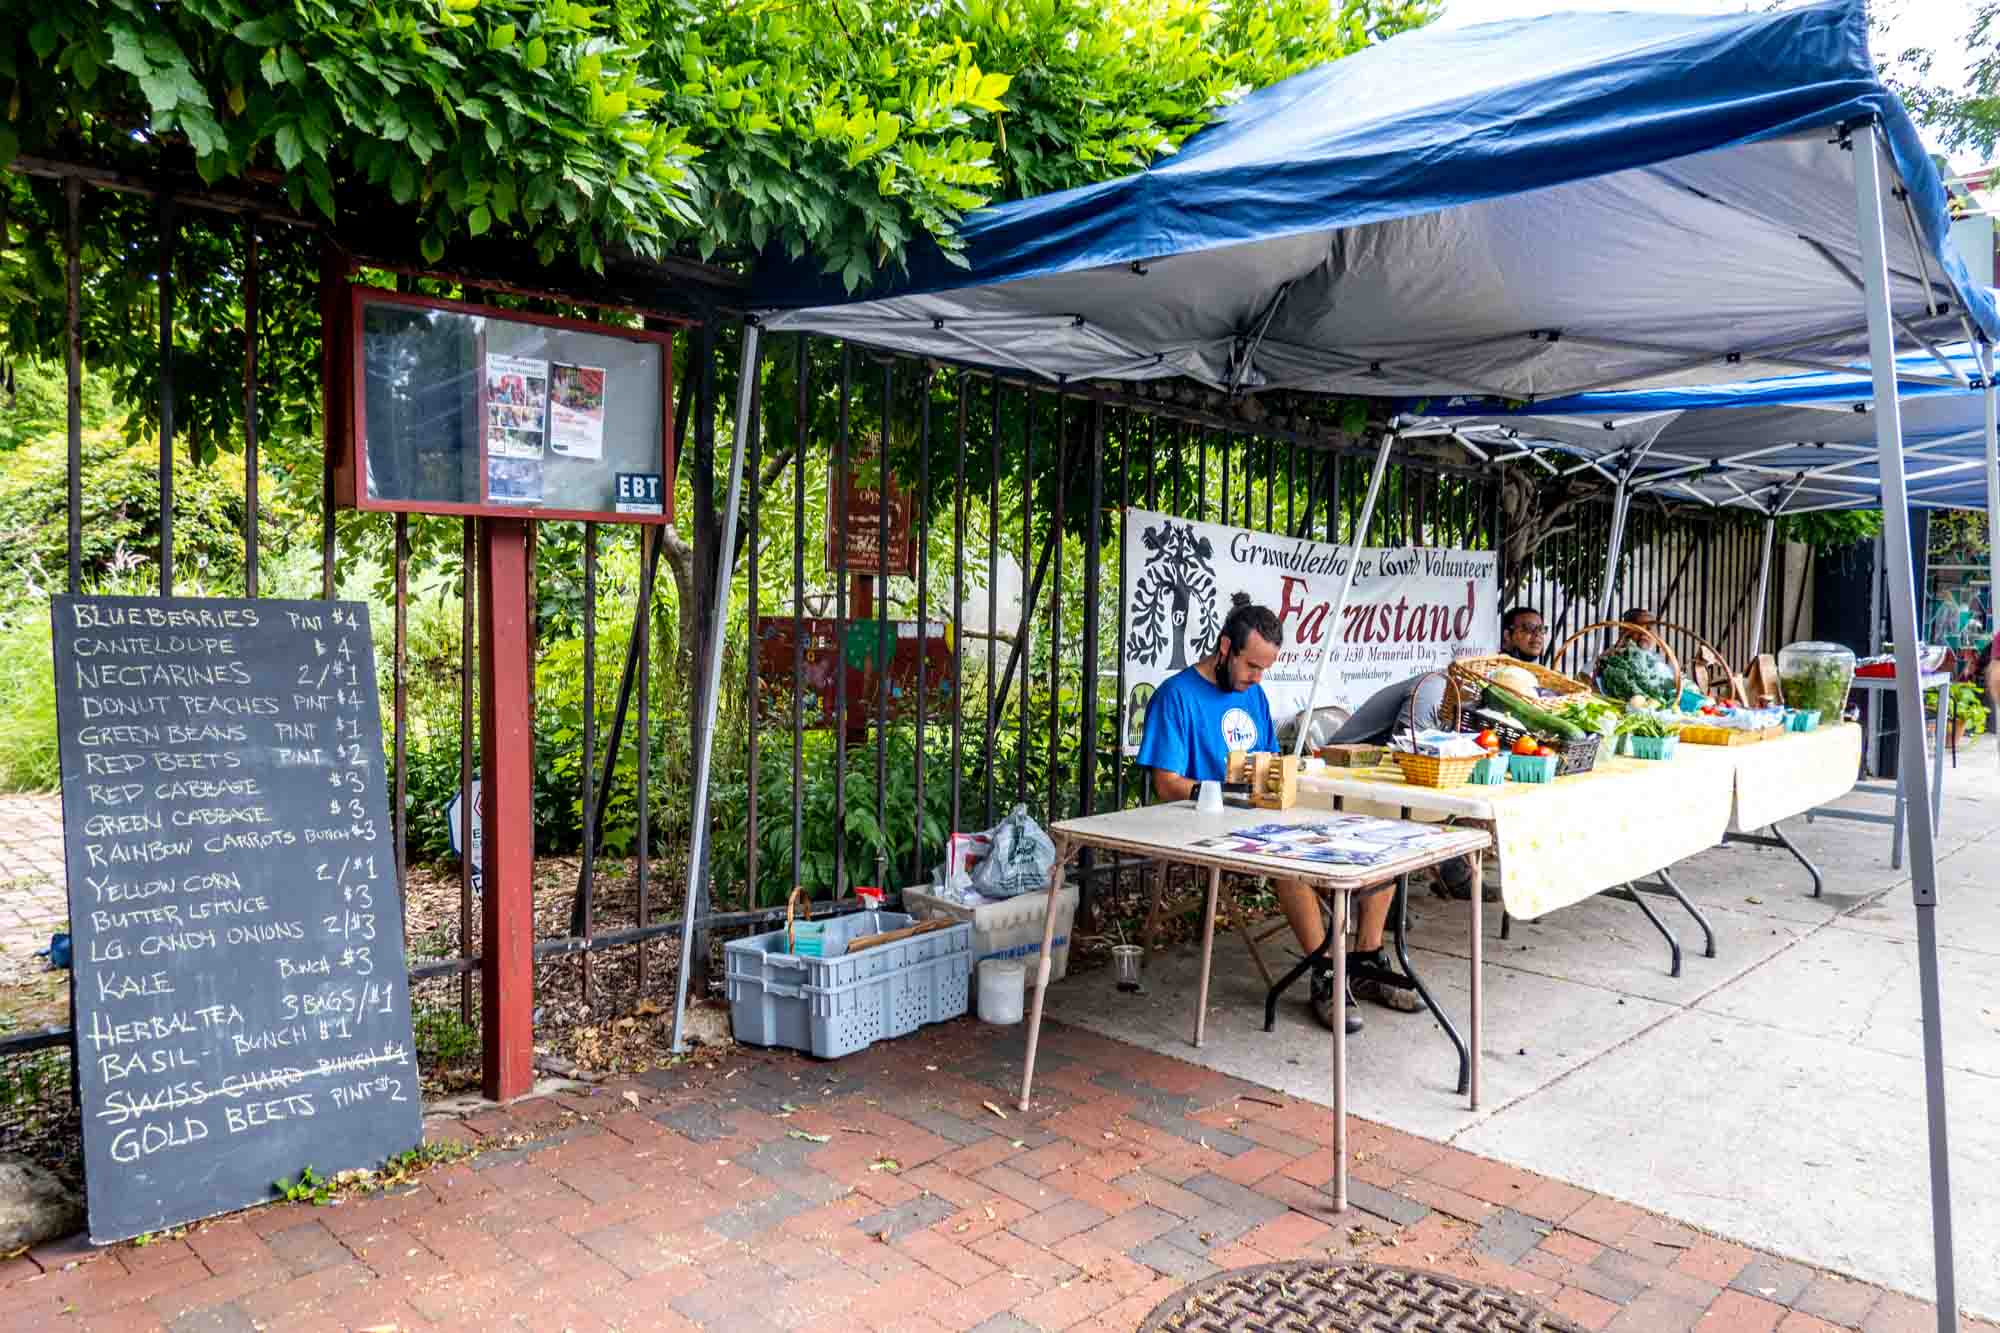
[340,289,675,523]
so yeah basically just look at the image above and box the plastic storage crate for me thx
[904,883,1078,1007]
[724,911,972,1059]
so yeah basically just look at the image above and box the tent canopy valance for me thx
[749,0,1994,405]
[1404,343,1995,515]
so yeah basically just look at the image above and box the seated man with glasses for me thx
[1501,606,1549,661]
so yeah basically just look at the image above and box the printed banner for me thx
[1119,507,1499,752]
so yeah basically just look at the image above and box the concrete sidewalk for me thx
[2,1019,1985,1332]
[1050,745,2000,1321]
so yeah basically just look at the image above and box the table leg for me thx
[1653,869,1716,958]
[1019,838,1073,1113]
[1893,770,1907,871]
[1468,853,1483,1113]
[1331,887,1348,1214]
[1193,866,1221,1050]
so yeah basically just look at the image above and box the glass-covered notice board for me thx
[344,289,674,523]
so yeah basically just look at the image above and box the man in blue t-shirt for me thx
[1139,593,1384,1036]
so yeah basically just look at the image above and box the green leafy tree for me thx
[1886,0,2000,159]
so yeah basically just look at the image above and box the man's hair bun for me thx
[1230,591,1251,609]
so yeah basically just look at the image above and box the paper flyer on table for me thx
[486,353,548,459]
[1190,816,1462,866]
[549,363,607,460]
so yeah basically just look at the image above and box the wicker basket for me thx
[1483,717,1604,776]
[1444,656,1591,728]
[1392,751,1482,788]
[1392,668,1482,787]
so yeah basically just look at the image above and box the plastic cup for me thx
[1112,944,1144,991]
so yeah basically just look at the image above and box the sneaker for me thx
[1349,950,1423,1013]
[1433,861,1500,903]
[1311,967,1363,1034]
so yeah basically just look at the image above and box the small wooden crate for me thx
[1250,754,1299,809]
[1319,743,1385,768]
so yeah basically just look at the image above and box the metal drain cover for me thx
[1137,1260,1582,1332]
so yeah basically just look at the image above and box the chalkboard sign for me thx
[50,595,421,1242]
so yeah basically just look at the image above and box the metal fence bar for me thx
[242,219,261,597]
[985,379,1000,828]
[1018,387,1033,808]
[876,360,892,889]
[951,373,967,837]
[792,337,809,892]
[581,521,598,1006]
[393,514,409,915]
[1081,401,1105,823]
[913,367,932,885]
[1047,395,1066,830]
[834,345,851,893]
[158,198,178,595]
[747,348,762,908]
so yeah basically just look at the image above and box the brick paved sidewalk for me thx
[0,793,67,984]
[0,1018,1981,1332]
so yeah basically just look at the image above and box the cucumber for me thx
[1481,683,1587,741]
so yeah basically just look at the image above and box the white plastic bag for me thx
[967,803,1057,900]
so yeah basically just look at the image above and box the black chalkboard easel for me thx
[51,595,422,1242]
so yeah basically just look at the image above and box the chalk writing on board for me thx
[52,596,421,1243]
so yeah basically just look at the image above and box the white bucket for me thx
[977,959,1027,1025]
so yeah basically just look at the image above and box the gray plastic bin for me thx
[724,911,972,1058]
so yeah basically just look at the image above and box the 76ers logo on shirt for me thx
[1219,707,1258,751]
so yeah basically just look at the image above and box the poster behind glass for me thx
[356,292,670,521]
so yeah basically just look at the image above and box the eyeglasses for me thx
[1514,624,1548,636]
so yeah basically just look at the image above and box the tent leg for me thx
[669,321,761,1053]
[1982,343,1998,766]
[1597,475,1630,621]
[1290,432,1395,756]
[1854,121,1958,1333]
[1747,516,1777,661]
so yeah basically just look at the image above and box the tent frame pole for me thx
[1983,341,1999,764]
[1598,474,1631,621]
[1747,513,1778,661]
[1853,120,1958,1333]
[1291,432,1394,757]
[670,320,761,1053]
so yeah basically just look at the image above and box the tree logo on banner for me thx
[1126,519,1218,671]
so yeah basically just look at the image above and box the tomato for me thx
[1475,729,1500,751]
[1511,735,1540,756]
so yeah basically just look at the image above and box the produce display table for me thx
[1299,755,1733,919]
[1299,754,1736,975]
[1679,723,1865,896]
[1018,803,1489,1213]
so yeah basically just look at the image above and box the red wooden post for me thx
[479,517,536,1101]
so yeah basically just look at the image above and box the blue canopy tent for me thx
[1403,341,1997,657]
[668,5,1989,1321]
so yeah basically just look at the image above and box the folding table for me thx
[1015,802,1489,1212]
